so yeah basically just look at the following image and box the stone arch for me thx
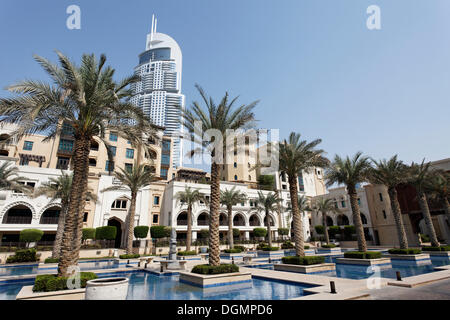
[109,194,131,210]
[1,201,36,221]
[176,211,188,226]
[337,214,349,226]
[39,203,62,224]
[1,202,36,224]
[219,211,228,226]
[107,217,124,248]
[233,212,246,226]
[249,213,262,226]
[360,212,368,225]
[196,211,209,226]
[263,213,276,227]
[326,216,334,226]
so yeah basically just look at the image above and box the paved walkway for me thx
[364,278,450,300]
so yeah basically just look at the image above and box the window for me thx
[111,199,127,209]
[248,175,251,181]
[105,160,115,171]
[358,198,361,205]
[83,212,88,222]
[234,175,238,181]
[59,139,74,152]
[56,157,70,170]
[379,193,383,202]
[382,210,387,219]
[108,146,116,156]
[89,158,97,167]
[234,162,237,168]
[341,201,346,208]
[125,163,133,173]
[161,154,170,165]
[109,132,118,142]
[162,140,170,152]
[23,141,33,151]
[154,196,160,205]
[126,148,134,159]
[152,214,159,224]
[127,140,131,144]
[160,168,168,179]
[248,163,251,168]
[282,185,287,190]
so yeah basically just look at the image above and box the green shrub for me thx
[343,225,356,235]
[314,225,324,234]
[224,248,242,254]
[281,255,325,265]
[134,226,149,239]
[19,229,43,243]
[420,234,430,243]
[232,228,240,238]
[256,243,268,250]
[234,245,245,252]
[191,264,239,275]
[278,228,289,236]
[119,254,140,259]
[198,229,209,239]
[177,250,197,256]
[82,228,96,241]
[344,251,382,259]
[33,272,97,292]
[281,241,294,249]
[388,248,422,255]
[261,246,279,251]
[6,248,38,263]
[422,246,450,252]
[44,258,59,264]
[150,226,171,238]
[253,228,267,238]
[328,226,341,237]
[95,226,117,240]
[304,245,310,249]
[322,244,337,248]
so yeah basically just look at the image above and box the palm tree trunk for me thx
[227,205,233,249]
[186,204,192,251]
[388,187,408,249]
[208,162,221,266]
[266,210,273,248]
[347,186,367,252]
[418,191,440,247]
[52,202,68,259]
[288,175,304,257]
[322,212,330,245]
[127,192,137,254]
[58,137,90,277]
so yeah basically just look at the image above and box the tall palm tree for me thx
[175,186,205,251]
[278,132,328,257]
[408,160,440,247]
[0,51,151,276]
[369,155,409,249]
[255,191,282,248]
[34,172,97,259]
[101,162,156,254]
[0,162,30,193]
[311,197,340,245]
[181,84,258,266]
[325,152,372,252]
[286,195,311,238]
[220,187,247,249]
[425,170,450,217]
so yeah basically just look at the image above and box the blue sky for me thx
[0,0,449,166]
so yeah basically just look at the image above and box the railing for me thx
[233,221,245,226]
[40,217,59,224]
[2,216,32,224]
[197,221,209,226]
[249,221,261,226]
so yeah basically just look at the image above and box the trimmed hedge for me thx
[304,245,310,249]
[388,248,422,255]
[134,226,149,239]
[344,251,382,259]
[198,229,209,239]
[82,228,96,241]
[119,254,140,259]
[44,258,59,264]
[256,243,268,250]
[232,228,240,237]
[315,225,324,235]
[328,226,341,237]
[322,244,337,248]
[281,241,294,249]
[234,246,245,252]
[177,250,197,256]
[422,246,450,252]
[281,255,325,265]
[150,226,171,238]
[19,229,43,243]
[33,272,97,292]
[6,249,38,263]
[278,228,289,236]
[261,246,280,251]
[253,228,267,238]
[191,264,239,275]
[95,226,117,240]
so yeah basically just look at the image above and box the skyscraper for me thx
[131,15,184,168]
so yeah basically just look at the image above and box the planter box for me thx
[336,257,391,266]
[16,285,85,300]
[317,247,342,254]
[384,253,430,262]
[284,249,316,256]
[220,253,245,259]
[179,271,252,288]
[113,258,140,265]
[176,255,201,261]
[427,251,450,258]
[274,263,335,274]
[257,250,284,258]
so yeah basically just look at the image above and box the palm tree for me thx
[220,187,247,249]
[311,197,340,245]
[181,84,258,266]
[325,152,372,252]
[0,51,151,276]
[408,160,440,247]
[0,162,30,193]
[287,195,311,238]
[34,172,97,259]
[278,132,328,257]
[101,162,156,254]
[369,155,409,249]
[255,191,282,248]
[175,187,205,251]
[425,170,450,217]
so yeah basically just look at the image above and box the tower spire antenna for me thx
[150,14,155,43]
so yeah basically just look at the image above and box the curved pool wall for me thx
[0,270,316,300]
